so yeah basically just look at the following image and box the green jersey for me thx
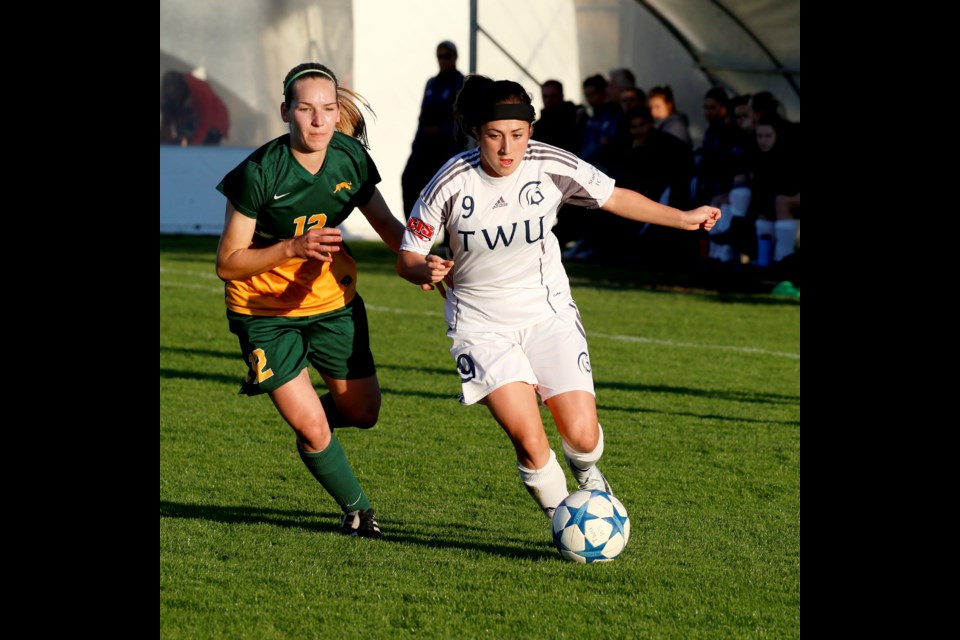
[216,132,381,316]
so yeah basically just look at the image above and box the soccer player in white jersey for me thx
[396,75,720,520]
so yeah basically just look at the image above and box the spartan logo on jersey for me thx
[333,181,353,193]
[493,196,508,209]
[519,181,544,207]
[407,216,435,241]
[578,351,592,374]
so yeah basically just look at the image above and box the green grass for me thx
[160,235,800,639]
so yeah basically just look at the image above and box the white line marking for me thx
[160,281,223,293]
[365,305,799,359]
[590,332,799,360]
[159,274,799,360]
[160,267,220,280]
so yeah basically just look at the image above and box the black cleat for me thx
[340,508,383,539]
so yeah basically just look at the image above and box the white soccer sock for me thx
[517,449,569,518]
[561,423,605,475]
[773,219,799,262]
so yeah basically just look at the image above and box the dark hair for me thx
[282,62,374,148]
[582,74,607,93]
[648,85,675,106]
[609,68,636,88]
[704,87,730,109]
[730,94,752,109]
[454,75,534,139]
[620,85,647,103]
[625,105,654,124]
[755,114,784,134]
[541,79,564,94]
[751,91,781,119]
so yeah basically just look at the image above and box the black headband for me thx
[478,103,536,124]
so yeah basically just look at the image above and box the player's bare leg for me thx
[547,390,612,494]
[484,382,568,518]
[270,369,380,536]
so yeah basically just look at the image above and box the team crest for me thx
[333,181,352,193]
[519,181,544,207]
[578,351,592,373]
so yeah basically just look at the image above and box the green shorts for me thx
[227,295,376,396]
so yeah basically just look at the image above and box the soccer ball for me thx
[551,489,630,563]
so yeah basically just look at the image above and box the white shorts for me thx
[448,303,595,405]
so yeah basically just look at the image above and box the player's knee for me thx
[564,424,600,453]
[297,423,332,451]
[511,432,550,464]
[347,402,380,429]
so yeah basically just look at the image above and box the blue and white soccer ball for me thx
[552,489,630,563]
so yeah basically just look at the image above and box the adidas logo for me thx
[493,197,508,209]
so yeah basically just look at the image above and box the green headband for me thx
[283,68,336,95]
[479,103,536,124]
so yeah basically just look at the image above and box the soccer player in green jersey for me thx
[215,63,409,538]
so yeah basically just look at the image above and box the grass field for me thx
[160,235,800,639]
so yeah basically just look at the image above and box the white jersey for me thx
[400,141,616,332]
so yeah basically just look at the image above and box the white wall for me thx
[161,0,581,239]
[353,0,581,239]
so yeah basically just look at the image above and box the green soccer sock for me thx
[297,434,372,513]
[320,393,348,430]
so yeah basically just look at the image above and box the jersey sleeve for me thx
[400,196,441,256]
[348,148,381,209]
[560,157,616,210]
[216,160,267,219]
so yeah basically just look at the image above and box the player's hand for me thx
[419,254,454,298]
[700,206,721,231]
[419,282,448,298]
[293,228,343,262]
[680,206,722,232]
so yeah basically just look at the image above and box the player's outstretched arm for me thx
[601,187,721,231]
[358,188,406,253]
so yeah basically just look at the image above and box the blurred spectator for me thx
[580,106,695,267]
[750,91,782,125]
[578,74,622,171]
[159,70,230,146]
[562,74,622,260]
[648,85,691,146]
[694,87,745,206]
[606,68,636,106]
[731,94,754,135]
[532,79,579,153]
[619,86,645,114]
[620,106,693,210]
[751,116,800,266]
[401,40,465,218]
[751,90,800,152]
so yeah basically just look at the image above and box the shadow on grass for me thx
[160,500,555,560]
[161,368,238,386]
[380,386,460,401]
[596,402,800,427]
[161,345,238,360]
[377,362,452,377]
[595,380,798,405]
[159,358,797,429]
